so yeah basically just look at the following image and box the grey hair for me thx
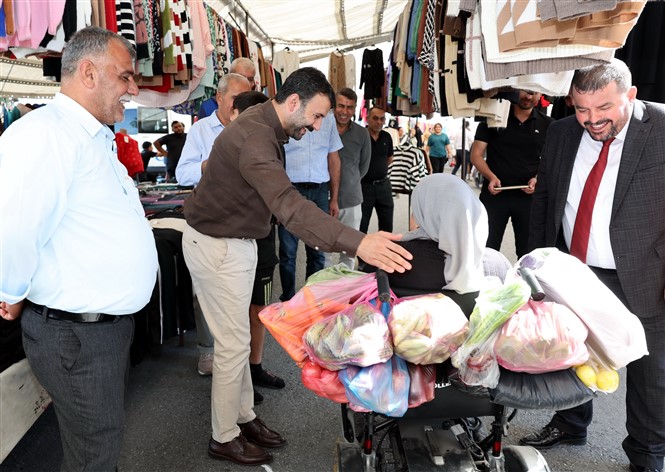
[61,26,135,78]
[572,58,632,95]
[230,57,256,74]
[216,73,250,96]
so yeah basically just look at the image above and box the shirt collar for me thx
[53,93,113,140]
[209,110,225,129]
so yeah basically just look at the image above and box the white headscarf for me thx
[401,174,489,293]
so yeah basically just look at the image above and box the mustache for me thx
[584,118,611,127]
[305,125,314,132]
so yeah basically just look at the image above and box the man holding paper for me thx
[471,90,554,257]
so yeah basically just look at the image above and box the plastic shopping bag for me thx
[303,302,393,371]
[407,363,436,408]
[494,300,589,373]
[389,294,469,365]
[518,248,648,369]
[573,345,621,394]
[259,272,377,366]
[452,279,530,388]
[301,359,348,403]
[338,355,411,417]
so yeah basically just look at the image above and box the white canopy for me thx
[0,1,406,99]
[206,0,407,62]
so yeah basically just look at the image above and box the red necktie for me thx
[569,138,615,263]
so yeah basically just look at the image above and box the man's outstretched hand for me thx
[356,232,413,273]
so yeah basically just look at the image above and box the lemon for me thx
[575,364,597,388]
[596,369,620,393]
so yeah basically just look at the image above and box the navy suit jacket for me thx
[529,99,665,319]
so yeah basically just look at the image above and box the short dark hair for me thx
[142,141,152,150]
[336,87,357,104]
[572,58,632,95]
[233,90,269,114]
[368,106,385,116]
[274,67,335,109]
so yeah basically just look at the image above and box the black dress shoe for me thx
[630,463,663,472]
[208,435,272,465]
[239,417,287,448]
[519,426,587,450]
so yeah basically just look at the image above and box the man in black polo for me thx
[470,90,554,257]
[360,106,394,233]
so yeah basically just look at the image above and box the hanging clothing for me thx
[360,48,385,99]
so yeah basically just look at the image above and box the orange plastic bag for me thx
[259,273,377,366]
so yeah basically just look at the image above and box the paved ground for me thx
[1,170,633,472]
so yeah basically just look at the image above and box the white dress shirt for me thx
[175,111,224,186]
[563,119,631,269]
[0,93,158,314]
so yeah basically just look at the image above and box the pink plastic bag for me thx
[301,359,348,403]
[495,300,589,374]
[407,363,436,408]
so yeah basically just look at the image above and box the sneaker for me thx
[197,353,213,376]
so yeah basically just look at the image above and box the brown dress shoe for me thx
[239,417,287,448]
[208,435,272,465]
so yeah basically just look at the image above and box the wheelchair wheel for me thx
[502,445,551,472]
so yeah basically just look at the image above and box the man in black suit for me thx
[522,59,665,472]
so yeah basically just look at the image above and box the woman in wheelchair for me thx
[365,173,511,316]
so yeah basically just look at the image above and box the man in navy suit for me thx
[522,59,665,472]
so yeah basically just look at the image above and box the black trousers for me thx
[430,156,448,174]
[360,179,394,233]
[479,188,532,258]
[549,267,665,470]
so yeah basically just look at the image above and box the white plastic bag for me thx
[389,293,468,365]
[518,248,648,369]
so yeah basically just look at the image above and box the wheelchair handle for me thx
[518,267,545,301]
[375,270,391,303]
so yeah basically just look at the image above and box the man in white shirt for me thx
[176,73,251,186]
[0,27,158,471]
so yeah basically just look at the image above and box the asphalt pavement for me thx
[1,169,632,472]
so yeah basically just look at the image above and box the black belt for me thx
[293,181,326,189]
[588,266,618,275]
[27,300,117,323]
[364,176,389,185]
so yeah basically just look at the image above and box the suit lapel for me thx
[612,101,650,220]
[554,122,585,226]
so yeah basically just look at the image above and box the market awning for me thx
[0,1,407,99]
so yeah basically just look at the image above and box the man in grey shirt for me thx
[325,87,371,269]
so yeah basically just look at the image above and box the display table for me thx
[0,359,51,463]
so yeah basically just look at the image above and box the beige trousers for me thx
[182,223,257,443]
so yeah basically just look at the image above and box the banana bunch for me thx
[389,294,469,365]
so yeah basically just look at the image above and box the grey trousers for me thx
[21,305,133,472]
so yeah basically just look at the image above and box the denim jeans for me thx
[278,182,329,301]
